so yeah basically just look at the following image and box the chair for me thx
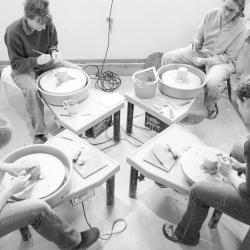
[0,65,24,109]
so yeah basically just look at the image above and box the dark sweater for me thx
[4,17,58,73]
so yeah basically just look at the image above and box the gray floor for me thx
[0,76,249,250]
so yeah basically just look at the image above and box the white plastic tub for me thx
[132,67,158,99]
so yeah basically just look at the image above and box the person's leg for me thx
[161,46,201,67]
[11,71,45,139]
[0,199,81,249]
[205,63,235,119]
[169,181,250,245]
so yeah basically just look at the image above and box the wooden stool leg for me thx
[113,111,120,141]
[126,102,134,135]
[20,226,32,241]
[106,175,115,205]
[227,78,232,102]
[129,167,138,198]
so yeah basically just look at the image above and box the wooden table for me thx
[127,124,203,197]
[48,89,125,141]
[127,124,225,228]
[125,91,195,134]
[46,129,120,207]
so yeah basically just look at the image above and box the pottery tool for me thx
[72,150,82,163]
[32,49,44,55]
[61,136,74,141]
[166,144,179,160]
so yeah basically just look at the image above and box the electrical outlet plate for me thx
[70,189,95,206]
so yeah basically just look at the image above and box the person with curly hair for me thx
[4,0,82,144]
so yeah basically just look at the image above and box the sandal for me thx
[162,223,180,243]
[207,103,218,120]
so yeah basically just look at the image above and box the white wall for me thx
[1,0,248,61]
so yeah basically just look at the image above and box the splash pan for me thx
[1,145,72,207]
[37,67,90,106]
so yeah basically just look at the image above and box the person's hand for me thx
[194,57,207,66]
[7,174,31,195]
[5,160,39,177]
[217,155,233,177]
[228,157,246,173]
[191,40,201,54]
[52,51,63,61]
[37,54,52,65]
[204,56,223,67]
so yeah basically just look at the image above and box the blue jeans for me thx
[0,199,81,250]
[11,60,82,137]
[175,143,250,244]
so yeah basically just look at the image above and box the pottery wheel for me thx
[180,146,224,184]
[3,153,66,199]
[39,67,87,94]
[161,69,201,89]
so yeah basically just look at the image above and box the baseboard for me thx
[0,59,145,76]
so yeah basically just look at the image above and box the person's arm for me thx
[238,139,250,197]
[221,31,247,67]
[47,22,59,55]
[226,171,245,190]
[4,30,38,73]
[218,156,245,189]
[0,185,13,213]
[190,17,205,52]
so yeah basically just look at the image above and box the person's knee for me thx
[189,181,208,200]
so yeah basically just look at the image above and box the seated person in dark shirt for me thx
[4,0,82,144]
[0,115,100,249]
[162,77,250,246]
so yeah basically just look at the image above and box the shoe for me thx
[33,135,48,144]
[162,223,199,246]
[207,103,218,120]
[74,227,100,249]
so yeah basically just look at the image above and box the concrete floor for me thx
[0,76,249,250]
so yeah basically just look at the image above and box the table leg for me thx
[129,167,138,198]
[113,111,120,141]
[126,102,134,135]
[106,175,115,205]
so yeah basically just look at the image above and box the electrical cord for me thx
[81,202,127,241]
[80,0,121,92]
